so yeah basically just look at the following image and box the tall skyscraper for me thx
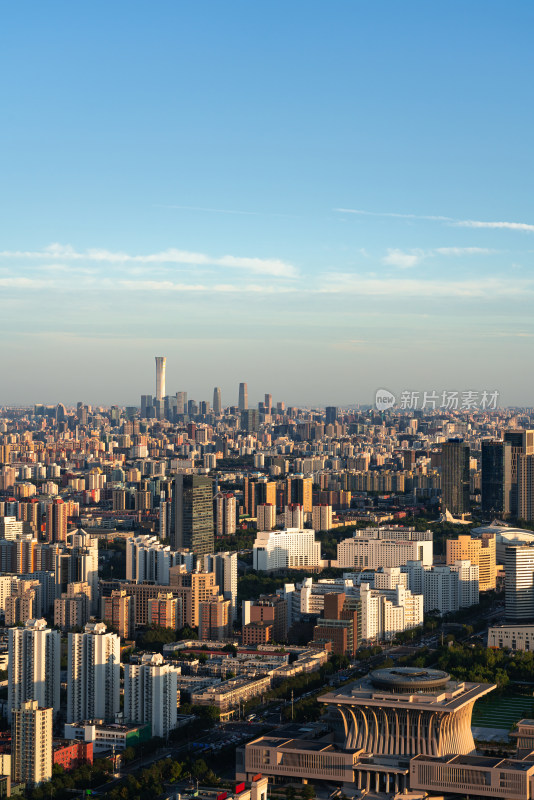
[481,440,512,516]
[124,653,179,739]
[518,455,534,522]
[325,406,338,425]
[239,382,248,411]
[264,394,272,414]
[242,409,259,433]
[67,622,120,723]
[155,356,166,402]
[12,700,52,786]
[504,429,534,516]
[140,394,153,418]
[173,475,214,555]
[441,439,470,516]
[213,387,222,415]
[176,391,187,415]
[8,619,60,722]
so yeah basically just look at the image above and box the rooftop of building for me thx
[318,667,496,711]
[412,753,534,772]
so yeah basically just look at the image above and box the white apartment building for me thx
[359,583,423,642]
[8,619,60,722]
[126,535,190,584]
[451,559,479,608]
[335,536,432,570]
[124,653,180,739]
[67,622,120,723]
[374,566,409,591]
[402,561,479,615]
[253,528,322,571]
[203,551,238,622]
[69,530,99,614]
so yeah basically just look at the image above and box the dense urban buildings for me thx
[3,375,534,796]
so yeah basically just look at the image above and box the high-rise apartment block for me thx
[169,566,219,627]
[312,504,333,532]
[441,439,470,516]
[8,619,60,722]
[11,700,52,786]
[286,476,313,513]
[46,497,67,542]
[147,592,181,629]
[446,534,496,591]
[199,595,231,640]
[67,622,120,723]
[102,589,133,639]
[54,581,91,631]
[256,503,276,531]
[203,551,238,621]
[124,653,179,739]
[244,477,276,517]
[173,475,214,555]
[214,492,236,536]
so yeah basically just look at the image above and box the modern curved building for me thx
[319,667,495,759]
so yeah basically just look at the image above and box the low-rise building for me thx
[64,721,151,753]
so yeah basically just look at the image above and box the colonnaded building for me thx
[238,667,497,794]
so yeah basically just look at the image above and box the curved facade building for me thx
[319,667,495,758]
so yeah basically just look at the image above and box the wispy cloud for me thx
[456,220,534,232]
[335,208,453,222]
[335,208,534,233]
[0,243,298,278]
[382,246,495,269]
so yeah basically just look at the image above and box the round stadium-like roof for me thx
[370,667,450,692]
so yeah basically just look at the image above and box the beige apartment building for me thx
[446,533,496,591]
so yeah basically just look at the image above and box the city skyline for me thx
[1,2,533,405]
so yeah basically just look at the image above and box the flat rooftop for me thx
[319,673,496,712]
[412,754,534,772]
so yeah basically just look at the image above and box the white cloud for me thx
[433,247,495,255]
[0,244,298,278]
[382,248,424,268]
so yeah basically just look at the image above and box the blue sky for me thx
[1,1,533,407]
